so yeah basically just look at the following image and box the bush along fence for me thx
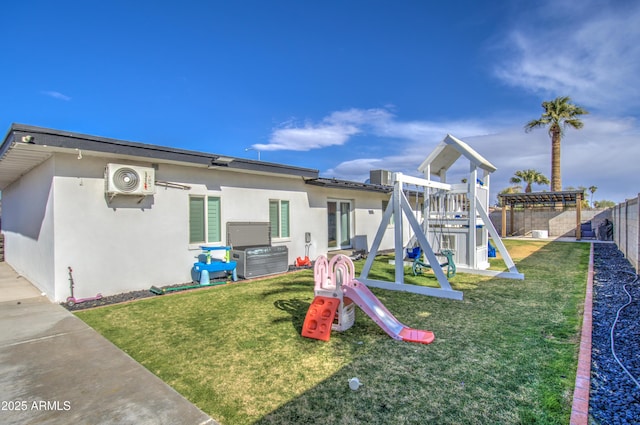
[612,194,640,273]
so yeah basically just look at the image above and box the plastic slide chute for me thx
[341,279,434,344]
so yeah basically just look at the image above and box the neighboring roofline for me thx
[1,123,318,179]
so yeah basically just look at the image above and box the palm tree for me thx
[589,185,597,207]
[525,96,588,192]
[510,169,550,193]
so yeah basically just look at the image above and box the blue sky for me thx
[2,0,639,204]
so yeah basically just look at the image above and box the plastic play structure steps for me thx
[301,296,340,342]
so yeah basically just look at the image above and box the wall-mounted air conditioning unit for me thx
[105,163,155,196]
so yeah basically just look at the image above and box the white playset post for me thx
[360,172,464,300]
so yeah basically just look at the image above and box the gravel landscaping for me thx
[590,243,640,424]
[62,287,159,311]
[61,265,313,311]
[60,279,233,311]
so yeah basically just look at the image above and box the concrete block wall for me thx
[489,209,610,238]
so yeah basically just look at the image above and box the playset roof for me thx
[417,134,497,178]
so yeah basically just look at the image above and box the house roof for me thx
[304,177,393,193]
[417,134,497,178]
[305,177,432,201]
[0,124,318,190]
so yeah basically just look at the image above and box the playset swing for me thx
[412,247,456,278]
[410,189,457,277]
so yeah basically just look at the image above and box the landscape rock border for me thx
[590,243,640,424]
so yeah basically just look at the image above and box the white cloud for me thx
[253,108,390,152]
[386,120,493,143]
[258,0,640,204]
[260,108,636,203]
[323,115,640,204]
[254,107,492,152]
[41,91,71,101]
[326,108,394,127]
[324,158,386,181]
[494,0,640,112]
[255,122,360,151]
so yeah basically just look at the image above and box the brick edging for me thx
[570,242,594,424]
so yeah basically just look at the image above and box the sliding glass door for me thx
[327,200,352,249]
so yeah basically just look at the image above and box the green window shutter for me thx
[207,197,221,242]
[280,201,290,238]
[269,200,279,238]
[189,197,205,244]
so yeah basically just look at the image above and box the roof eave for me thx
[0,124,318,188]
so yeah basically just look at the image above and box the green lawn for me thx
[76,240,589,424]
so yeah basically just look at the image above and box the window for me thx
[269,200,290,239]
[189,196,221,244]
[327,200,352,248]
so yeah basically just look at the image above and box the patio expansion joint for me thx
[570,242,594,425]
[1,327,92,348]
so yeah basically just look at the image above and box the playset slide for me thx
[342,279,435,344]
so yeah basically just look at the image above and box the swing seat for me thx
[406,247,421,259]
[412,249,456,278]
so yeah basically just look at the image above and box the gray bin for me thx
[231,245,288,278]
[227,222,289,278]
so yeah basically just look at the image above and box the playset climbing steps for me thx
[300,296,340,341]
[301,254,435,345]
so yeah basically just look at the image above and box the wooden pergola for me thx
[499,190,586,240]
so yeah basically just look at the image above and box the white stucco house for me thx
[0,124,404,302]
